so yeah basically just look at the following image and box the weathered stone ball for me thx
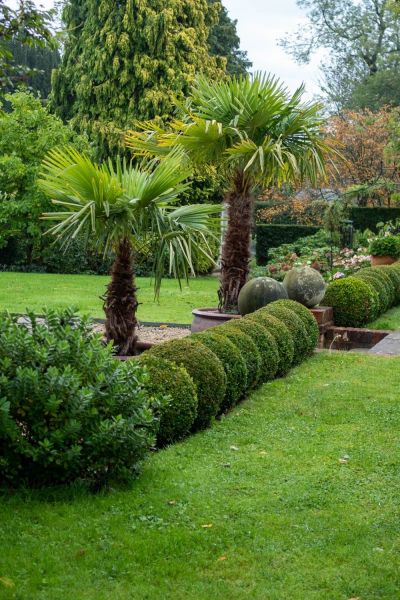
[238,277,288,316]
[283,267,326,308]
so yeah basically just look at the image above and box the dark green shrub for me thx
[268,299,319,355]
[260,304,309,365]
[0,309,157,488]
[369,267,396,306]
[355,268,394,313]
[350,207,400,232]
[215,325,262,390]
[323,277,378,327]
[369,236,400,259]
[245,311,294,376]
[353,272,387,316]
[222,319,279,383]
[381,265,400,304]
[193,331,247,412]
[147,338,226,431]
[137,355,198,447]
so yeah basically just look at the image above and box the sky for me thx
[12,0,322,97]
[223,0,321,97]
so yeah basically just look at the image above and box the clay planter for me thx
[371,255,396,266]
[191,308,241,333]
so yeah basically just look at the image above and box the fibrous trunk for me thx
[218,171,253,312]
[103,238,138,356]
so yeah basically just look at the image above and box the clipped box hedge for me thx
[256,224,321,265]
[324,262,400,327]
[142,300,320,446]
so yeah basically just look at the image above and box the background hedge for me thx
[349,207,400,232]
[256,224,321,265]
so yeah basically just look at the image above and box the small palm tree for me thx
[39,147,218,355]
[126,73,331,311]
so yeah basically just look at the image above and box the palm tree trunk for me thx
[103,238,139,355]
[218,170,253,312]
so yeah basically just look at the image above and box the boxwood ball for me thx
[238,277,288,315]
[283,266,326,308]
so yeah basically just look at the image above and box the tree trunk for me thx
[103,238,139,356]
[218,171,253,312]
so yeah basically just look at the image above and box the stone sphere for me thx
[283,267,326,308]
[238,277,288,316]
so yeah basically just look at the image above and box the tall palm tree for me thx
[39,147,218,355]
[126,73,331,312]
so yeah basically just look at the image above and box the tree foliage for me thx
[0,91,89,263]
[325,108,400,205]
[51,0,225,158]
[208,0,251,76]
[281,0,400,111]
[0,0,56,93]
[39,146,219,353]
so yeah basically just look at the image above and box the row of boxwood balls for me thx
[138,299,319,447]
[324,263,400,327]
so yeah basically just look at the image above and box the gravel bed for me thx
[92,323,191,344]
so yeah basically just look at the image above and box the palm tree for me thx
[39,147,218,355]
[126,73,331,312]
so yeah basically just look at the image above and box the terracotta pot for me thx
[371,255,396,266]
[191,308,241,333]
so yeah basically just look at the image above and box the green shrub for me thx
[268,299,319,355]
[355,268,394,313]
[369,236,400,259]
[0,309,157,488]
[222,319,279,383]
[245,311,294,376]
[193,331,247,412]
[260,304,309,365]
[381,265,400,304]
[147,338,226,431]
[323,277,378,327]
[369,267,396,306]
[137,355,198,447]
[353,273,387,316]
[215,325,262,390]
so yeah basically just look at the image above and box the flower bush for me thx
[251,230,372,282]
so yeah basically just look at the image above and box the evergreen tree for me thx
[51,0,224,158]
[208,1,251,76]
[5,40,60,99]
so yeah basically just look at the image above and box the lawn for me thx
[1,352,400,600]
[0,272,218,324]
[368,305,400,331]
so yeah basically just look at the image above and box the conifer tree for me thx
[51,0,224,158]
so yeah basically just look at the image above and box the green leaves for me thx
[39,146,220,287]
[126,72,330,191]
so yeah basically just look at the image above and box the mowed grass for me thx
[0,272,218,324]
[368,304,400,331]
[1,352,400,600]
